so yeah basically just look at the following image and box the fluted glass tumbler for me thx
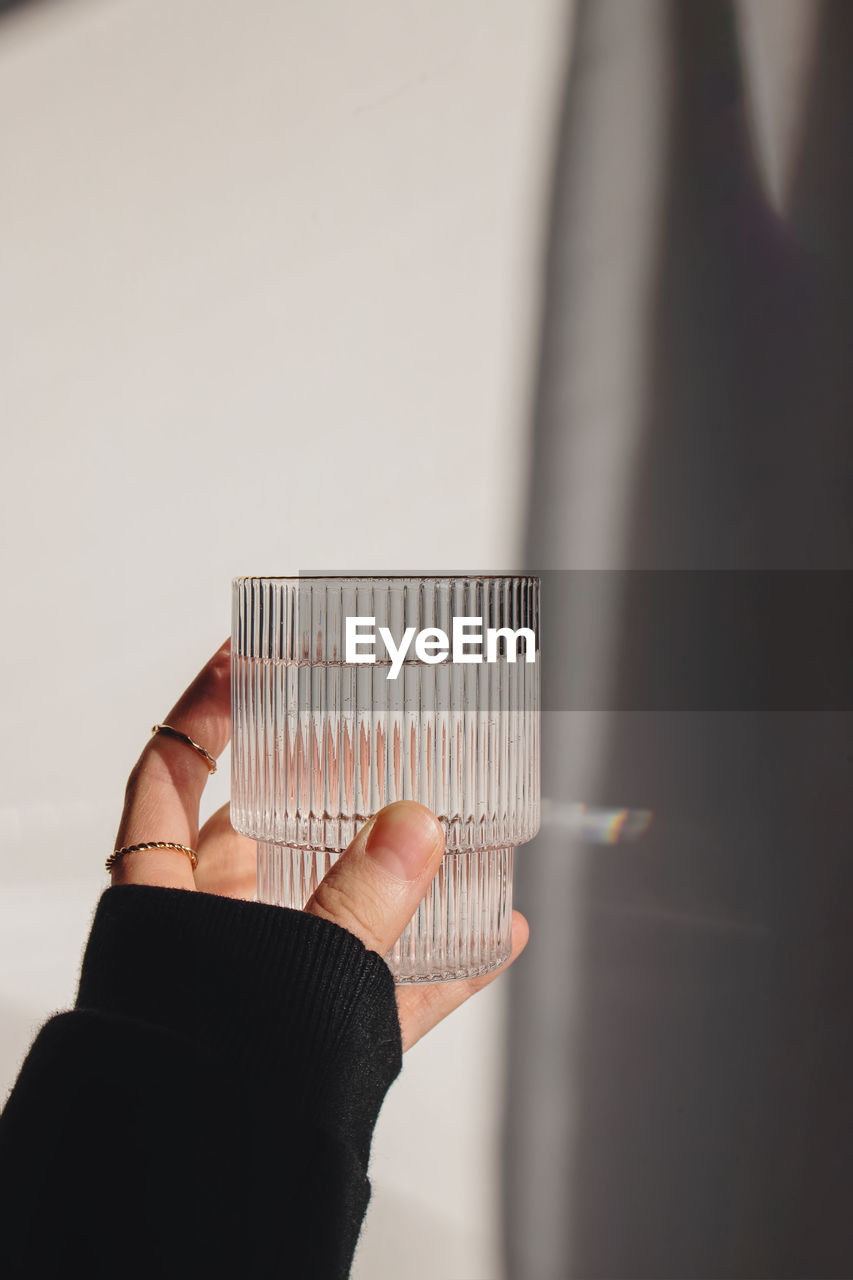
[231,575,540,982]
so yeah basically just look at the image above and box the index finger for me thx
[111,638,232,889]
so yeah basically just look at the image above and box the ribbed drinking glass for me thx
[231,575,540,982]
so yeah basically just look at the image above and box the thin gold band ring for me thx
[151,723,217,773]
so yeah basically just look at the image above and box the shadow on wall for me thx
[508,2,853,1278]
[0,1,36,19]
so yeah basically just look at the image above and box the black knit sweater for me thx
[0,885,403,1277]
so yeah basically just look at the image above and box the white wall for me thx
[0,1,567,1275]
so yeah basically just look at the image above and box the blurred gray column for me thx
[505,2,853,1277]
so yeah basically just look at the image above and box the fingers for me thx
[303,802,445,958]
[112,638,231,890]
[396,911,530,1052]
[194,802,258,901]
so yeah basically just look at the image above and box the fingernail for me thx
[365,802,443,882]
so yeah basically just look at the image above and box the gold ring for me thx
[106,841,199,874]
[151,723,217,773]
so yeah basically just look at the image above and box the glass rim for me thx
[232,572,540,583]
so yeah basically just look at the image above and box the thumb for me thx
[303,801,445,958]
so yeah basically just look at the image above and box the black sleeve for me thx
[0,885,403,1278]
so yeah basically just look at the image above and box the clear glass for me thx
[231,575,541,982]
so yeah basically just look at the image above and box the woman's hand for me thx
[112,638,529,1050]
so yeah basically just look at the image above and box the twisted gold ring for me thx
[106,841,199,874]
